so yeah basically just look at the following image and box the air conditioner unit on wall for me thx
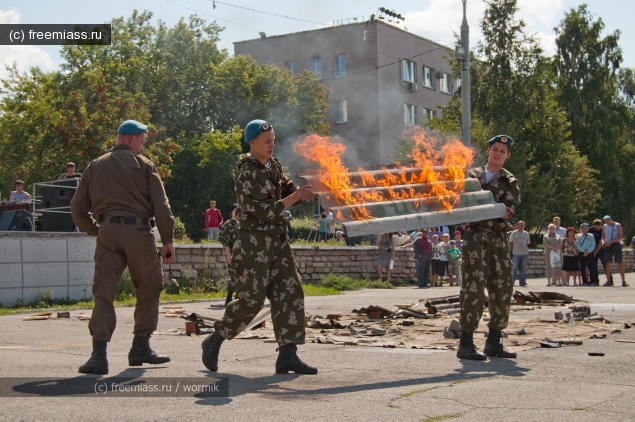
[436,71,443,78]
[407,82,417,91]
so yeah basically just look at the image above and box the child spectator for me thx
[438,233,450,285]
[431,235,441,286]
[446,240,462,286]
[314,213,329,242]
[561,227,581,286]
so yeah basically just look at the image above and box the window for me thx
[403,60,416,83]
[404,104,417,126]
[440,72,451,94]
[336,100,348,124]
[423,66,434,89]
[423,109,436,127]
[285,61,298,75]
[310,57,322,80]
[334,54,347,78]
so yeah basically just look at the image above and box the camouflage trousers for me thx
[226,263,237,291]
[213,231,305,346]
[459,226,513,333]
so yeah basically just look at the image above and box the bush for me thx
[164,275,226,295]
[315,273,395,291]
[116,268,136,301]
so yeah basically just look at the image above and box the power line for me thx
[0,47,63,61]
[163,0,260,32]
[210,1,328,26]
[377,32,455,44]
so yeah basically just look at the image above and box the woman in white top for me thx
[543,224,563,286]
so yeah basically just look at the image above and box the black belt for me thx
[102,216,150,226]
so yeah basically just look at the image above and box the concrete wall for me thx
[0,232,96,307]
[1,232,633,306]
[162,246,635,283]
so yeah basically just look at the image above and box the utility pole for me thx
[455,0,471,147]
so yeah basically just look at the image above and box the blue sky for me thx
[0,0,632,80]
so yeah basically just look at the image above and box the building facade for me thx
[234,20,459,166]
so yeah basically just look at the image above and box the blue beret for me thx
[117,120,148,135]
[580,222,590,228]
[244,119,273,144]
[603,215,611,221]
[488,135,514,147]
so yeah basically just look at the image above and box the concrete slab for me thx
[21,237,67,262]
[67,236,95,262]
[0,263,22,288]
[0,238,22,263]
[22,262,68,288]
[68,285,92,301]
[0,288,22,307]
[68,262,94,286]
[21,286,69,304]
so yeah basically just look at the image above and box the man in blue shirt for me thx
[576,223,596,286]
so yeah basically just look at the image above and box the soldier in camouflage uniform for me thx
[202,119,318,374]
[218,204,240,306]
[458,135,521,361]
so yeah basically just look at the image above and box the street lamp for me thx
[455,0,471,147]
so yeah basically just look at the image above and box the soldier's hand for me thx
[225,255,232,265]
[502,206,515,219]
[162,243,175,264]
[295,184,315,200]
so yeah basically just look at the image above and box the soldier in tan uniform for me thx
[202,119,317,374]
[71,119,175,375]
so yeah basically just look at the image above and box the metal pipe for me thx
[314,179,482,209]
[339,202,507,237]
[329,190,494,221]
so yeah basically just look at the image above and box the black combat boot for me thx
[275,344,318,374]
[456,331,487,360]
[483,328,517,358]
[78,340,109,374]
[224,290,234,307]
[202,331,225,372]
[128,335,171,366]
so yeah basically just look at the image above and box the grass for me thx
[315,273,397,291]
[571,408,587,411]
[0,272,393,316]
[0,280,339,316]
[302,284,340,296]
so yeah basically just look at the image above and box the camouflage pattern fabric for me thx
[219,219,240,291]
[459,166,520,333]
[213,154,305,347]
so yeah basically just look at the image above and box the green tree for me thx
[165,126,243,239]
[430,0,601,231]
[0,10,329,237]
[554,4,632,232]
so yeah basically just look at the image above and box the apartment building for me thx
[234,19,459,166]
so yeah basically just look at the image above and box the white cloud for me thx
[404,0,486,44]
[0,8,58,82]
[403,0,562,55]
[0,8,20,24]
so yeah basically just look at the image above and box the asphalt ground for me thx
[2,273,635,421]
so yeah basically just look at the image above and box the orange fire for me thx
[293,127,475,220]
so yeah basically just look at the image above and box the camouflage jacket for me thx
[235,155,297,235]
[468,166,520,232]
[218,219,239,248]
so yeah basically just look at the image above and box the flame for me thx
[293,127,475,220]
